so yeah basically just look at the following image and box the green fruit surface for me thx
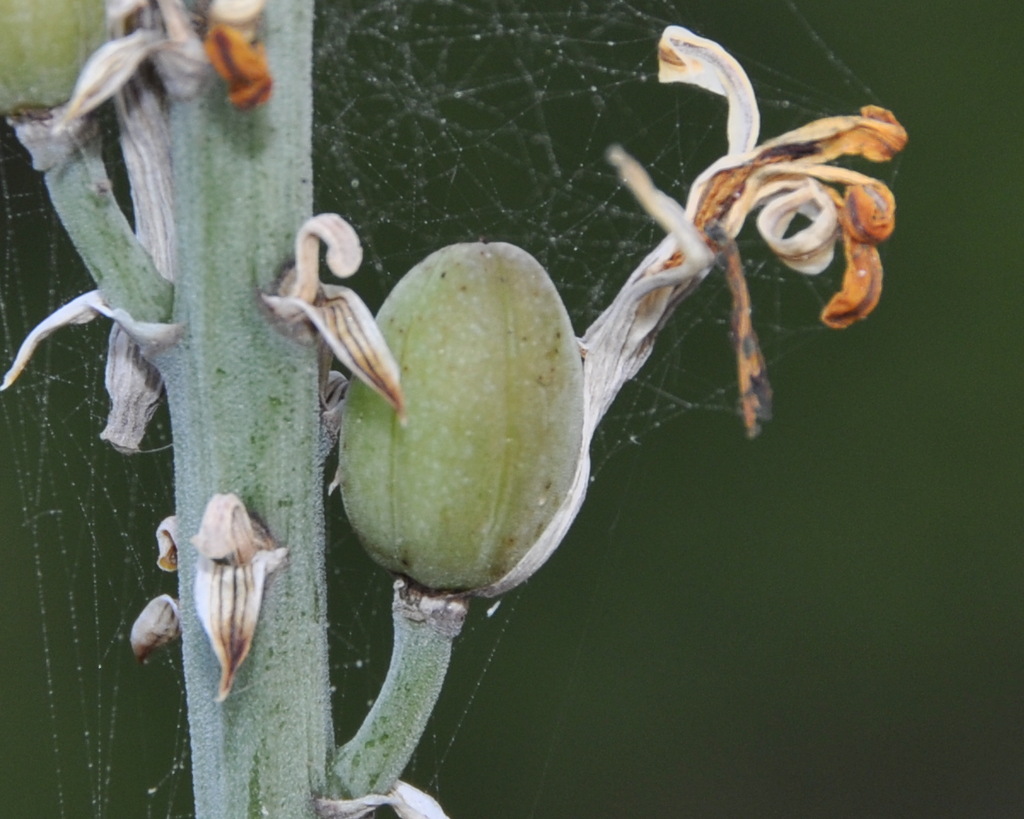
[0,1,106,113]
[339,242,584,592]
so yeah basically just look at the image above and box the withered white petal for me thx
[658,25,759,154]
[59,30,164,127]
[156,515,178,572]
[754,179,839,275]
[290,213,364,303]
[2,290,180,392]
[606,145,712,289]
[100,324,165,453]
[389,779,452,819]
[1,291,110,391]
[130,594,181,662]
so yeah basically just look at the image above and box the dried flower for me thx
[263,214,405,417]
[191,493,288,700]
[609,25,906,436]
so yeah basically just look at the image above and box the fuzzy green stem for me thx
[44,135,172,321]
[330,581,467,798]
[156,3,330,817]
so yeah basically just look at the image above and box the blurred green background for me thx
[2,1,1022,817]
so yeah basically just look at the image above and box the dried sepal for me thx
[658,25,759,154]
[130,594,181,662]
[100,324,165,453]
[821,240,884,329]
[156,515,178,572]
[195,547,287,700]
[191,493,287,700]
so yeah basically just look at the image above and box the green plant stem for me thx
[330,581,468,798]
[156,3,331,817]
[44,136,172,321]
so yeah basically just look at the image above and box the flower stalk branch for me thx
[11,114,172,322]
[329,580,468,799]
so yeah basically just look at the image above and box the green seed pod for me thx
[0,1,105,113]
[339,242,584,592]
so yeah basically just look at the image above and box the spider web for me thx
[0,2,876,816]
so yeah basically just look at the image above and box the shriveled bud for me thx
[0,1,106,113]
[130,594,181,662]
[339,242,584,592]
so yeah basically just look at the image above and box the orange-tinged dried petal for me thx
[821,240,883,329]
[758,106,907,165]
[843,183,896,244]
[203,24,272,109]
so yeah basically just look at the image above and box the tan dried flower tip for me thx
[208,0,268,41]
[192,493,287,700]
[264,214,405,418]
[130,594,181,662]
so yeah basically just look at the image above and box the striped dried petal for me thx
[194,547,287,700]
[266,288,405,418]
[2,289,179,391]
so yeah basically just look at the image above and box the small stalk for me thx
[330,580,468,798]
[42,131,172,321]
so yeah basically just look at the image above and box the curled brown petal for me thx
[821,241,883,329]
[203,24,273,110]
[843,183,896,244]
